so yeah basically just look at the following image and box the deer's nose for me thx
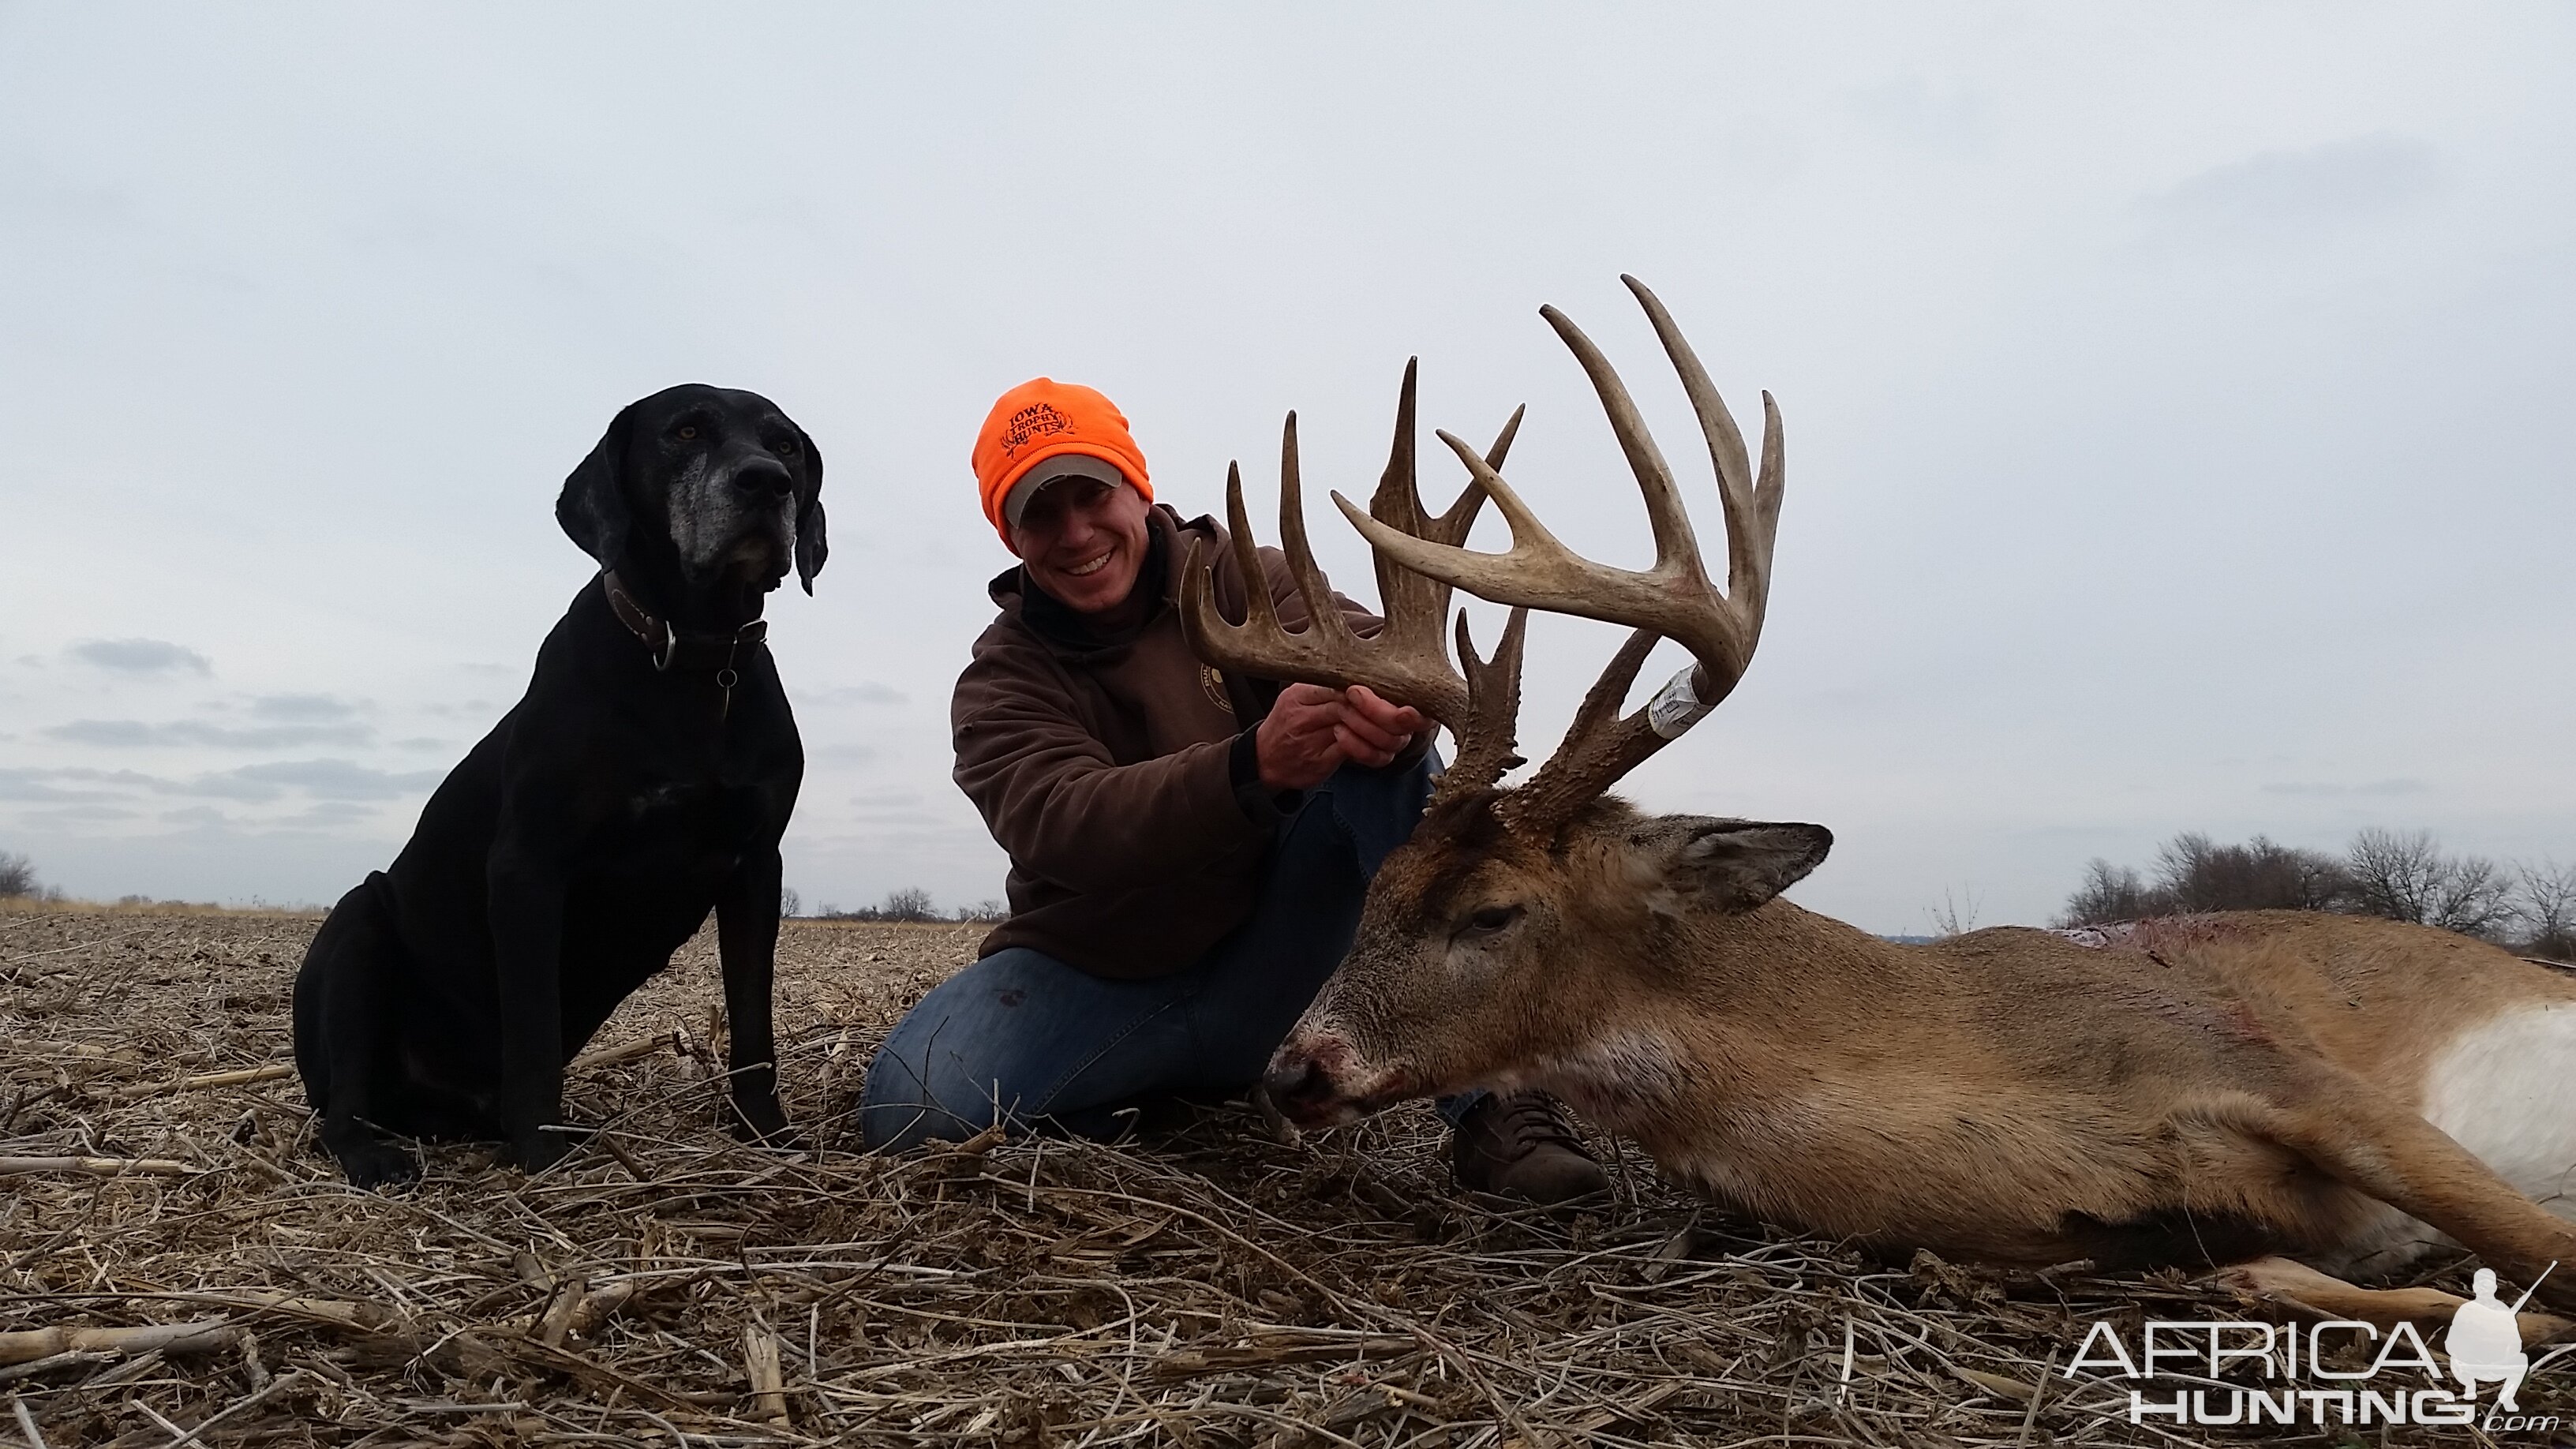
[1262,1047,1332,1113]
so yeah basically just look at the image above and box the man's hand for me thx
[1256,683,1431,792]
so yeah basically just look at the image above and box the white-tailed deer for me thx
[1182,276,2576,1337]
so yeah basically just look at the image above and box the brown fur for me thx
[1270,794,2576,1324]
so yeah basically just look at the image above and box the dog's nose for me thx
[732,457,794,498]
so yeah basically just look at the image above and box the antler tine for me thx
[1493,626,1662,834]
[1275,412,1367,656]
[1623,273,1771,631]
[1537,301,1715,605]
[1221,460,1286,635]
[1432,606,1530,803]
[1179,419,1476,729]
[1179,462,1304,678]
[1324,279,1785,838]
[1365,360,1524,656]
[1365,361,1447,665]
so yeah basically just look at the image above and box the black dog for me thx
[294,385,826,1187]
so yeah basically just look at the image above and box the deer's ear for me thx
[1642,818,1833,913]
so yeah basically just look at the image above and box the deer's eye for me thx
[1462,904,1523,935]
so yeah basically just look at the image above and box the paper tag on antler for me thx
[1646,665,1713,739]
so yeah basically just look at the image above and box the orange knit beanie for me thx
[972,378,1152,545]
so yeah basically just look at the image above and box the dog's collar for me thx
[601,569,767,688]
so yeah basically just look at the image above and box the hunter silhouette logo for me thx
[2451,1264,2552,1412]
[998,402,1076,458]
[2061,1262,2565,1432]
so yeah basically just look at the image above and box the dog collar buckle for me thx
[601,573,769,717]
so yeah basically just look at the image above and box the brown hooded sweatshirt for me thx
[952,504,1406,979]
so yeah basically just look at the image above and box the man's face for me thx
[1009,475,1153,615]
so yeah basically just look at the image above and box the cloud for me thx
[158,806,231,828]
[0,768,111,802]
[281,800,383,826]
[809,742,881,766]
[1849,74,1985,155]
[44,718,376,749]
[25,804,140,822]
[68,638,212,675]
[246,693,363,721]
[0,760,438,806]
[2146,135,2443,234]
[0,766,159,801]
[804,682,908,706]
[205,760,443,800]
[2260,778,2430,798]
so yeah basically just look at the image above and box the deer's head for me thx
[1266,793,1830,1125]
[1181,277,1809,1127]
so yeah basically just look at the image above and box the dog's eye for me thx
[774,436,800,457]
[1462,904,1522,934]
[676,425,699,441]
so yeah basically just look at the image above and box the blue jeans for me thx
[861,757,1473,1151]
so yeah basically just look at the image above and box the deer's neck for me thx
[1531,901,1945,1158]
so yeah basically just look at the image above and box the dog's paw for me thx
[333,1140,422,1192]
[722,1095,804,1151]
[511,1127,586,1174]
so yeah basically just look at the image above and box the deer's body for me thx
[1193,276,2576,1330]
[1507,897,2576,1278]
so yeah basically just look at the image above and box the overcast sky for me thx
[3,5,2570,933]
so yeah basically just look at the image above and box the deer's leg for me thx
[2252,1073,2576,1315]
[2214,1255,2576,1342]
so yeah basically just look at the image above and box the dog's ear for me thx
[556,402,638,571]
[793,425,828,594]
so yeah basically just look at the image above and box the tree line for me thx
[2059,829,2576,960]
[0,852,40,900]
[786,886,1008,924]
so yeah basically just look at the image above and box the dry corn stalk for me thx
[0,1156,197,1178]
[0,1317,239,1367]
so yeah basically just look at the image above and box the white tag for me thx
[1646,664,1712,739]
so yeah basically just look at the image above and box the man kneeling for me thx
[859,378,1605,1203]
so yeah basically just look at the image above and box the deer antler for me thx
[1330,275,1784,836]
[1180,364,1531,801]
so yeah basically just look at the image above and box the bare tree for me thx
[2344,828,2514,938]
[879,887,938,923]
[2424,854,2515,937]
[2057,859,2166,927]
[779,886,802,919]
[2155,832,2348,913]
[0,852,36,899]
[2345,828,2446,924]
[1925,887,1981,938]
[2511,858,2576,960]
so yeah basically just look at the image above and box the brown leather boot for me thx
[1451,1091,1609,1204]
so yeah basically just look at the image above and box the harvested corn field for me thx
[2,909,2563,1446]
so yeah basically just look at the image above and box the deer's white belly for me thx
[2421,999,2576,1217]
[2308,1000,2576,1279]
